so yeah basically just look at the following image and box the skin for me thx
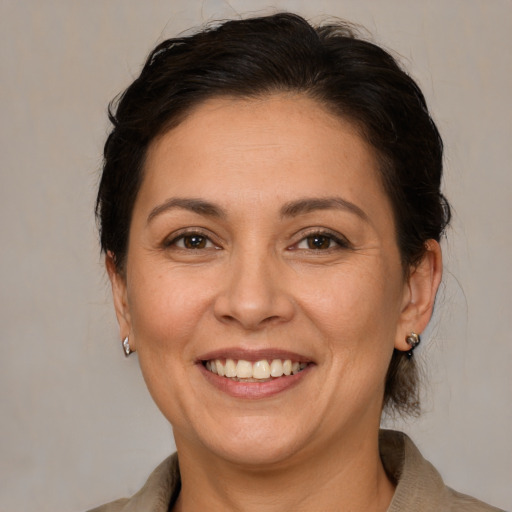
[108,94,442,511]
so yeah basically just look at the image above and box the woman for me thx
[91,13,503,512]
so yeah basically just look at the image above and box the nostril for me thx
[261,315,280,324]
[219,313,288,331]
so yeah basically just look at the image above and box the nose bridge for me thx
[213,240,294,330]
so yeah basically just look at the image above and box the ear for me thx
[395,240,443,352]
[106,252,136,351]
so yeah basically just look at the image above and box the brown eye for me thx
[293,231,350,251]
[167,232,216,250]
[182,234,208,249]
[306,235,332,250]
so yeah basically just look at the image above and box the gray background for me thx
[1,1,511,511]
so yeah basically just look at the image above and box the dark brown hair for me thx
[96,13,451,415]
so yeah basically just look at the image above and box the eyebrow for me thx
[147,195,368,224]
[147,197,226,224]
[280,197,368,221]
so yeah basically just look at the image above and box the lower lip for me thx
[197,363,313,399]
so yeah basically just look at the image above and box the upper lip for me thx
[197,347,314,363]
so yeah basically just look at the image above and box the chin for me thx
[210,436,306,468]
[185,414,315,468]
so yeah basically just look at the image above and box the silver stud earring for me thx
[406,332,421,359]
[122,336,133,357]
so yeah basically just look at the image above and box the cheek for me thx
[314,264,403,408]
[295,259,404,358]
[124,265,219,426]
[309,265,400,320]
[127,263,216,358]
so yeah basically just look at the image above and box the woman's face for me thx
[111,94,419,466]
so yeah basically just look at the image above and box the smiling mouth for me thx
[203,358,308,382]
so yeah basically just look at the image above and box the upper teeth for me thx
[205,359,307,379]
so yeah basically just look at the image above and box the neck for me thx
[173,426,394,512]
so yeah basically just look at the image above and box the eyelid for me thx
[163,227,221,249]
[289,228,352,250]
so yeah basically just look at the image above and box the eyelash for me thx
[163,229,351,252]
[163,230,219,250]
[291,229,352,251]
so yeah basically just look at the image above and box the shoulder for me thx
[380,430,505,512]
[86,453,180,512]
[87,498,128,512]
[444,487,507,512]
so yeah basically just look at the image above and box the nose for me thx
[213,249,295,331]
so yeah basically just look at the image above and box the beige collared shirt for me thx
[88,430,505,512]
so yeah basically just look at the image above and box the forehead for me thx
[140,94,391,221]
